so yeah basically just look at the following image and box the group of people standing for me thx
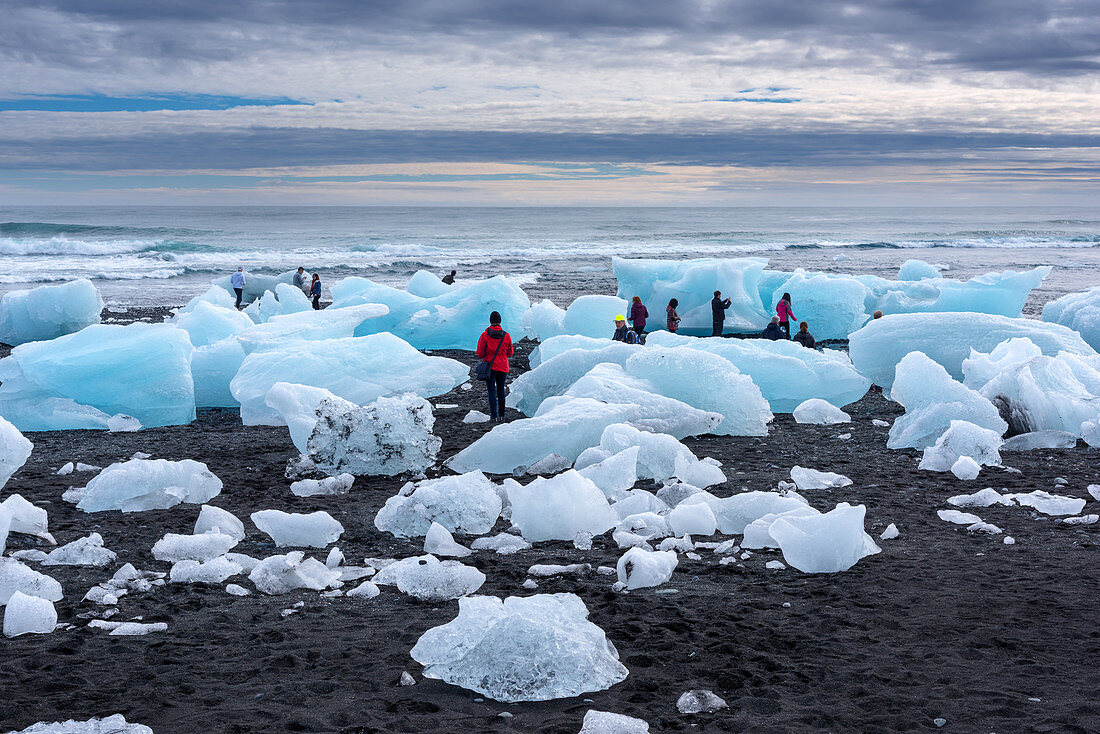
[230,267,323,311]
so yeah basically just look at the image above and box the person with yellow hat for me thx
[612,314,640,344]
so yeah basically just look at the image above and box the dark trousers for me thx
[486,370,506,418]
[780,321,791,339]
[233,288,243,309]
[312,295,321,310]
[712,321,723,337]
[633,324,645,336]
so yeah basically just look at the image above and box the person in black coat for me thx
[793,321,816,349]
[711,290,732,337]
[762,316,783,341]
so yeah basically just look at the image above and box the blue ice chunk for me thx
[0,323,195,431]
[169,301,252,348]
[407,270,453,298]
[0,280,103,347]
[1043,285,1100,352]
[560,295,632,339]
[212,269,301,305]
[897,260,941,281]
[765,271,870,341]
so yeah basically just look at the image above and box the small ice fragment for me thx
[1004,536,1015,544]
[290,474,355,497]
[152,532,238,562]
[573,531,594,550]
[596,566,616,576]
[792,398,851,425]
[194,504,246,541]
[107,414,142,432]
[579,710,650,733]
[463,410,490,424]
[56,462,75,476]
[423,522,472,557]
[616,548,677,589]
[470,533,531,555]
[966,521,1002,535]
[399,671,416,686]
[790,466,852,490]
[880,523,899,540]
[43,533,116,567]
[872,419,890,427]
[947,488,1010,508]
[226,583,250,596]
[346,580,380,599]
[676,689,728,714]
[950,456,981,481]
[170,556,243,584]
[522,579,538,589]
[3,591,56,637]
[1061,514,1099,525]
[1006,490,1086,516]
[938,510,982,525]
[251,509,344,548]
[765,561,786,570]
[1088,484,1100,502]
[934,718,946,727]
[528,563,591,578]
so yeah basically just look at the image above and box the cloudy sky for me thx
[2,0,1099,205]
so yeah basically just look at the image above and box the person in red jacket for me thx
[776,292,797,339]
[476,311,514,422]
[628,296,649,338]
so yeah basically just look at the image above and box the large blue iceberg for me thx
[1043,285,1100,352]
[0,280,104,347]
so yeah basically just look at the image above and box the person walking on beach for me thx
[628,296,648,338]
[776,292,796,339]
[711,290,732,337]
[310,273,322,310]
[442,270,457,285]
[230,267,246,310]
[762,316,783,340]
[613,315,640,344]
[475,311,514,423]
[666,298,681,333]
[293,267,307,293]
[793,321,816,349]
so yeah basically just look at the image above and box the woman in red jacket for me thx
[476,311,514,422]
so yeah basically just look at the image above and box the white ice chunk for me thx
[667,501,717,537]
[507,343,641,416]
[578,710,650,734]
[684,490,809,535]
[410,593,628,702]
[616,547,678,589]
[43,533,116,567]
[347,580,381,599]
[507,470,618,542]
[251,509,344,548]
[372,554,485,601]
[1042,285,1100,352]
[0,557,63,605]
[948,488,1012,508]
[938,509,982,525]
[741,506,822,549]
[0,493,50,542]
[226,583,250,596]
[463,410,490,424]
[790,466,852,490]
[470,533,531,555]
[1007,490,1086,516]
[88,620,167,636]
[793,399,851,425]
[0,279,103,347]
[3,591,56,637]
[521,299,567,341]
[290,473,355,497]
[169,298,253,347]
[194,504,246,541]
[880,523,899,540]
[248,551,341,594]
[919,420,1003,472]
[1004,431,1080,450]
[75,458,223,513]
[951,456,982,480]
[169,556,242,584]
[676,689,729,714]
[424,522,472,557]
[898,259,940,281]
[599,423,726,487]
[7,715,152,733]
[576,446,639,501]
[770,503,880,573]
[152,532,238,562]
[0,416,33,489]
[375,471,502,538]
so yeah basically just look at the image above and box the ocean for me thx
[1,206,1098,311]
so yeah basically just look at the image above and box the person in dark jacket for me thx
[442,270,457,285]
[666,298,681,333]
[628,296,648,337]
[762,316,783,340]
[476,311,514,422]
[793,321,816,349]
[612,315,639,344]
[310,274,322,310]
[776,292,796,339]
[711,290,732,336]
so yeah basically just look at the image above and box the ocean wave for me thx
[0,236,168,256]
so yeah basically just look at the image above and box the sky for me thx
[1,0,1099,205]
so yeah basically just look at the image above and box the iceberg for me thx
[191,339,247,408]
[251,510,344,548]
[644,331,869,412]
[0,494,51,542]
[0,557,63,605]
[331,275,530,350]
[243,282,312,324]
[1043,285,1100,351]
[152,532,239,562]
[682,490,809,535]
[4,591,56,637]
[792,398,851,425]
[559,295,632,339]
[374,471,502,538]
[0,416,33,489]
[596,423,726,487]
[898,260,941,281]
[770,503,880,573]
[231,332,468,425]
[849,313,1095,388]
[267,383,442,476]
[407,269,453,298]
[371,554,485,601]
[248,551,341,594]
[0,323,196,431]
[212,268,301,305]
[507,470,618,542]
[75,458,223,513]
[764,271,870,340]
[410,593,628,702]
[918,420,1003,472]
[888,351,1007,449]
[616,547,678,589]
[42,533,115,567]
[169,300,252,348]
[507,342,641,415]
[236,303,389,353]
[521,299,568,341]
[530,335,621,368]
[0,279,103,347]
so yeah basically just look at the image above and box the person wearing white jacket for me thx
[230,267,246,310]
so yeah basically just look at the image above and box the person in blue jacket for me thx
[310,273,322,310]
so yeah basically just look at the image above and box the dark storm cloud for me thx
[1,127,1097,172]
[3,0,1099,74]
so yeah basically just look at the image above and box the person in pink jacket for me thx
[776,292,796,339]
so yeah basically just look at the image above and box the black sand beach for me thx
[1,313,1099,734]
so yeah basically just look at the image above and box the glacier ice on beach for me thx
[191,339,247,408]
[1006,490,1086,516]
[769,503,880,573]
[0,279,103,347]
[267,383,441,476]
[410,593,628,702]
[765,271,870,340]
[0,558,63,605]
[741,506,822,549]
[194,505,245,541]
[1042,285,1100,351]
[249,551,341,594]
[152,532,239,562]
[406,270,453,298]
[594,423,726,487]
[330,274,530,349]
[792,398,850,425]
[576,446,639,500]
[236,303,389,353]
[521,299,568,341]
[507,342,641,415]
[0,494,51,543]
[558,295,632,338]
[231,332,468,425]
[43,533,115,567]
[0,323,196,431]
[8,716,153,734]
[848,313,1095,388]
[682,490,809,535]
[74,458,223,513]
[290,473,355,497]
[372,554,485,601]
[3,591,56,637]
[169,300,253,348]
[919,420,1003,472]
[507,470,618,542]
[212,268,301,305]
[424,522,471,557]
[644,331,870,413]
[951,456,982,480]
[1002,430,1078,450]
[790,466,852,490]
[898,260,941,281]
[529,335,624,368]
[170,556,243,585]
[244,283,313,324]
[667,500,717,537]
[888,351,1007,449]
[374,471,502,538]
[251,510,344,548]
[0,416,33,489]
[579,710,650,734]
[947,487,1011,508]
[616,547,678,589]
